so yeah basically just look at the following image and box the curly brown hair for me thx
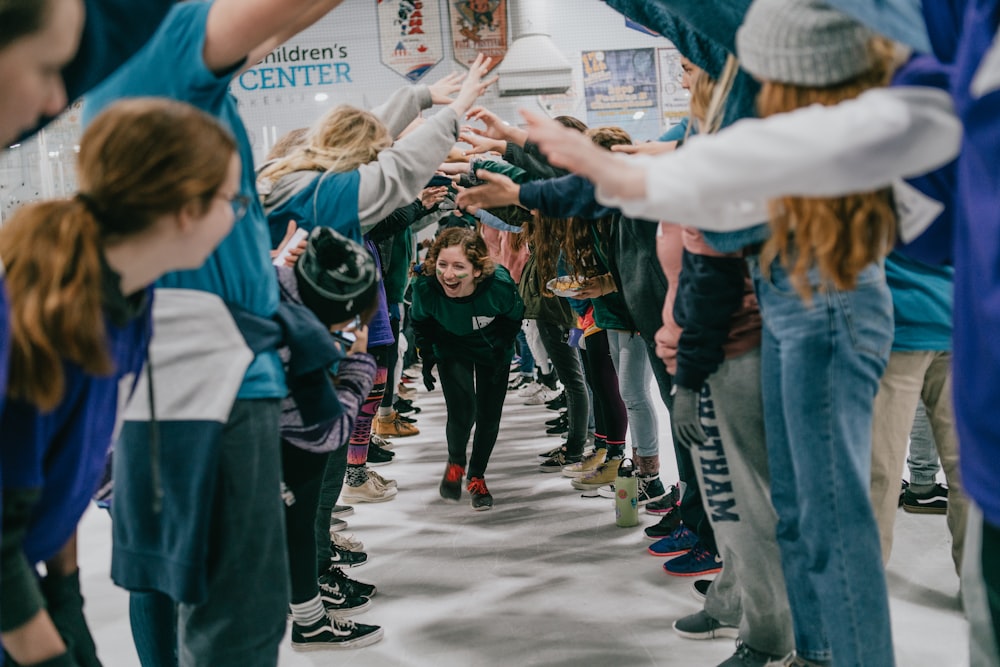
[420,227,495,283]
[758,38,897,301]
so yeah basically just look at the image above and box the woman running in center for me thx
[411,227,524,510]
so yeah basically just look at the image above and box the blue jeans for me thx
[752,259,894,666]
[607,330,659,458]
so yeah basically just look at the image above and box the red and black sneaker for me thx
[467,477,493,511]
[439,461,465,502]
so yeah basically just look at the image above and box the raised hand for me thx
[449,54,497,117]
[419,186,449,210]
[612,140,678,156]
[428,71,464,105]
[454,169,521,214]
[458,130,505,156]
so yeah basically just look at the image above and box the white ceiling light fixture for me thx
[496,0,572,97]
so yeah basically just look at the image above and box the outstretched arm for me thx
[521,86,962,231]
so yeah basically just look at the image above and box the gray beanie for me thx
[736,0,877,87]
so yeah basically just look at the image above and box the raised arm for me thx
[206,0,345,75]
[521,86,962,232]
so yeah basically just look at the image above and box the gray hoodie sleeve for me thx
[356,107,460,232]
[371,85,433,139]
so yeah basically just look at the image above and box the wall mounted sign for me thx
[378,0,444,82]
[449,0,507,71]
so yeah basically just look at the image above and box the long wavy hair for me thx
[259,105,391,183]
[0,98,235,410]
[758,38,897,300]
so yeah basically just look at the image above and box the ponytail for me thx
[0,199,112,411]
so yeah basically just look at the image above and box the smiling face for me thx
[436,245,481,298]
[0,0,85,146]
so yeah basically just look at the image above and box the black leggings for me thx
[579,330,628,446]
[313,443,348,574]
[379,316,401,409]
[437,356,509,479]
[281,442,329,604]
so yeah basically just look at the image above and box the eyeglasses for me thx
[217,192,252,219]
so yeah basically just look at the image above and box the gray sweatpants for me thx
[694,349,794,657]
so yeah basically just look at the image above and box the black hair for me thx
[0,0,51,51]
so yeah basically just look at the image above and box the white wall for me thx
[0,0,681,217]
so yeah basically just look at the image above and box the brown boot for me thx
[372,410,420,437]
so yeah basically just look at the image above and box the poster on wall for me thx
[378,0,444,82]
[581,48,660,140]
[657,47,689,132]
[449,0,507,71]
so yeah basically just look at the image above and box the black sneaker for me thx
[717,639,786,667]
[898,479,909,508]
[902,482,949,514]
[317,581,372,617]
[545,413,568,427]
[644,507,682,539]
[545,421,569,435]
[691,578,712,602]
[539,450,581,473]
[321,566,377,599]
[332,504,354,518]
[508,375,532,391]
[329,544,368,568]
[393,397,420,415]
[637,475,668,506]
[291,616,383,651]
[537,445,564,460]
[467,477,493,511]
[545,393,566,411]
[440,461,464,502]
[645,484,680,514]
[367,445,394,466]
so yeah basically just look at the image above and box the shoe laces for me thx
[688,543,717,563]
[467,477,489,495]
[370,433,390,448]
[445,462,465,482]
[368,469,392,487]
[329,615,358,632]
[331,532,363,552]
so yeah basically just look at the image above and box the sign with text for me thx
[237,41,352,93]
[378,0,444,82]
[449,0,507,71]
[581,48,660,140]
[657,47,689,130]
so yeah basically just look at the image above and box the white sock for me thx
[377,406,393,418]
[290,595,326,626]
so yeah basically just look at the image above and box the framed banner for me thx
[656,47,689,132]
[581,48,660,140]
[449,0,507,71]
[378,0,444,82]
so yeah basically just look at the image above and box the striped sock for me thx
[290,595,326,626]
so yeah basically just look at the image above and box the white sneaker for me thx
[341,478,397,504]
[524,387,561,405]
[330,531,364,553]
[516,381,546,398]
[366,467,397,489]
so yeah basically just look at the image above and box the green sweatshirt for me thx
[411,264,525,365]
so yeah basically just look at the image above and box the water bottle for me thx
[615,458,639,527]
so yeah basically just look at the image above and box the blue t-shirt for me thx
[884,251,953,352]
[84,1,284,399]
[658,116,690,142]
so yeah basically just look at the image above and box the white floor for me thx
[77,380,968,666]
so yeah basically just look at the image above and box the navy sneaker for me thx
[663,543,723,577]
[647,524,698,556]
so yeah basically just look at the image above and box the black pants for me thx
[281,442,329,604]
[536,319,590,457]
[579,330,628,445]
[379,315,401,408]
[438,356,509,479]
[314,443,348,574]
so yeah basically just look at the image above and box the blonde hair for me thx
[259,106,391,183]
[689,67,718,128]
[758,38,897,300]
[0,98,235,410]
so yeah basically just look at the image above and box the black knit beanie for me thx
[294,226,380,327]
